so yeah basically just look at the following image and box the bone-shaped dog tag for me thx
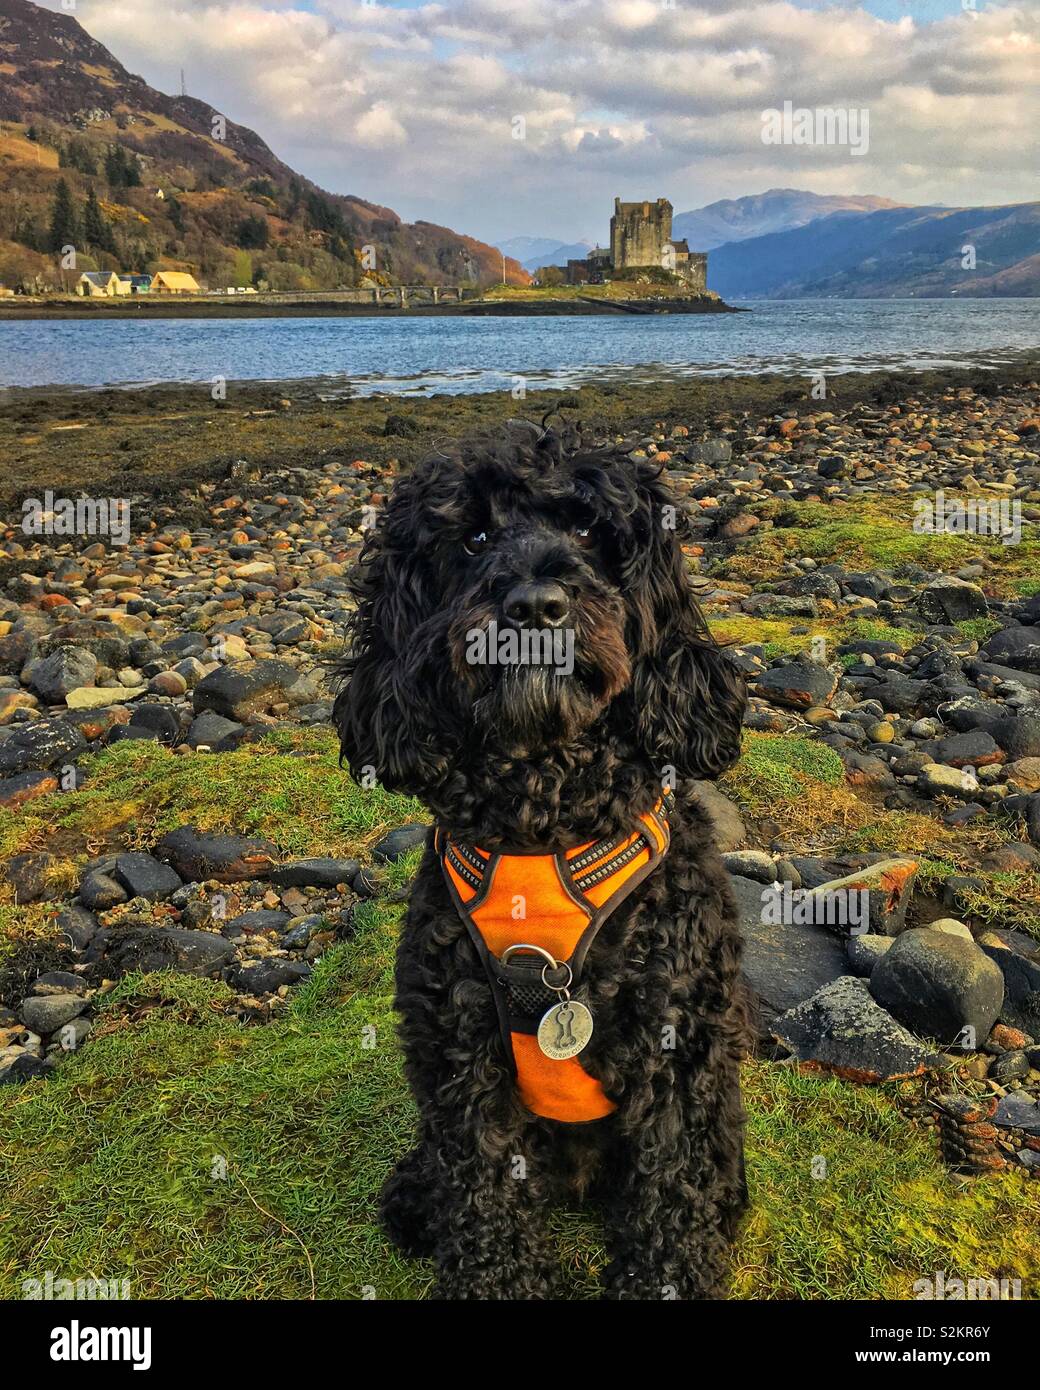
[537,998,594,1060]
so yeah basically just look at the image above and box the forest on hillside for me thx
[0,120,442,292]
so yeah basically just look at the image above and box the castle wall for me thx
[682,252,708,293]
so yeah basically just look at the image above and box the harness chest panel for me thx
[437,797,671,1124]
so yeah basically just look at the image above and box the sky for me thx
[40,0,1040,245]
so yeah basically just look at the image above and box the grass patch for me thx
[838,822,1040,942]
[721,733,869,845]
[0,900,73,974]
[839,813,990,861]
[0,901,62,947]
[731,733,846,793]
[2,865,1037,1299]
[736,1063,1040,1299]
[0,862,427,1301]
[0,730,423,870]
[957,871,1040,943]
[956,617,1004,643]
[839,617,915,649]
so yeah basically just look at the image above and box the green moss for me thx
[710,615,916,664]
[0,730,423,865]
[736,1063,1040,1300]
[709,616,812,659]
[839,618,915,649]
[720,499,1040,596]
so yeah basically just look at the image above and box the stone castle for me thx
[550,197,707,290]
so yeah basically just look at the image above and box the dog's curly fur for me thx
[333,423,749,1299]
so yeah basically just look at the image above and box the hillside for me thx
[673,188,904,251]
[967,253,1040,297]
[0,0,530,292]
[707,202,1040,298]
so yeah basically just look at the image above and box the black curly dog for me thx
[333,423,749,1299]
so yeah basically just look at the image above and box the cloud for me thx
[353,102,408,148]
[37,0,1040,240]
[575,130,628,156]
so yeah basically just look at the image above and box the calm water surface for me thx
[2,299,1038,394]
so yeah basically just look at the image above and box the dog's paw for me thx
[378,1148,437,1259]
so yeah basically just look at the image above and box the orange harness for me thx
[437,794,672,1123]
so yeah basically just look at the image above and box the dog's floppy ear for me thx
[624,470,746,782]
[331,482,449,794]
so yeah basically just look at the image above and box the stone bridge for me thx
[370,284,466,305]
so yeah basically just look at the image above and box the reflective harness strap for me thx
[436,793,673,1123]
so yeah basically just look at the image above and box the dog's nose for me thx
[502,580,571,629]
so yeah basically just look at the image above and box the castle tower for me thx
[610,196,674,270]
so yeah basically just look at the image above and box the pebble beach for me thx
[2,361,1040,1295]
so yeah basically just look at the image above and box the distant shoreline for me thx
[0,295,742,321]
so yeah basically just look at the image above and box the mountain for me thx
[0,0,530,291]
[522,241,595,273]
[496,236,576,265]
[499,237,597,273]
[497,239,592,273]
[672,188,904,251]
[707,202,1040,299]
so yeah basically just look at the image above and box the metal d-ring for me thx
[499,943,573,993]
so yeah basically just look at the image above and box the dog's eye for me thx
[574,526,593,546]
[463,530,489,556]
